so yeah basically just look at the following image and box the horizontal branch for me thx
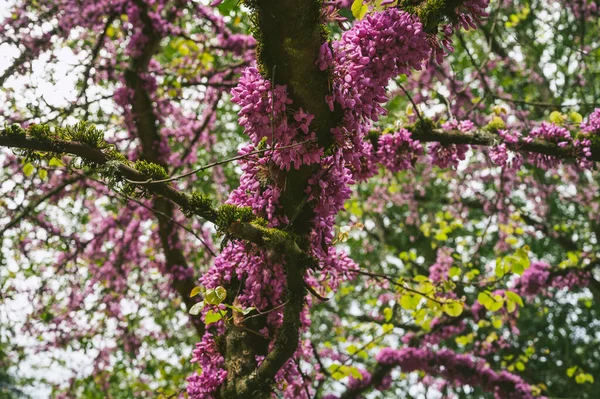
[0,126,310,261]
[411,124,599,162]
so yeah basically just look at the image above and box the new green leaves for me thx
[188,286,227,326]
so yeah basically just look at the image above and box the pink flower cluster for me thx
[433,0,490,63]
[428,119,472,168]
[422,320,467,346]
[458,0,491,30]
[525,122,592,169]
[187,333,228,399]
[376,129,423,172]
[513,261,591,299]
[375,347,540,399]
[581,108,600,135]
[490,129,523,169]
[428,247,454,283]
[231,67,323,171]
[320,8,433,181]
[321,9,430,120]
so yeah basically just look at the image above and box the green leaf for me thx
[231,305,255,315]
[49,157,64,167]
[478,291,504,312]
[400,294,420,310]
[190,286,202,298]
[489,295,504,312]
[515,247,530,270]
[434,231,448,241]
[38,168,48,180]
[106,25,116,39]
[477,291,491,306]
[205,286,227,305]
[205,310,223,326]
[495,257,506,278]
[567,366,578,377]
[449,266,461,278]
[351,0,369,19]
[506,299,516,313]
[442,301,463,317]
[178,43,190,56]
[492,317,503,329]
[505,291,524,307]
[189,301,204,316]
[575,373,594,384]
[23,163,34,177]
[347,366,363,380]
[512,261,525,275]
[328,364,346,380]
[515,361,525,371]
[383,307,393,322]
[569,111,583,124]
[549,110,566,125]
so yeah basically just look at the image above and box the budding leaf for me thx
[400,294,420,310]
[569,111,583,124]
[478,291,504,312]
[383,307,393,322]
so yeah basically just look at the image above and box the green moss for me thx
[64,122,106,148]
[253,217,268,227]
[259,225,290,246]
[399,0,466,33]
[134,160,168,180]
[485,117,506,133]
[28,124,54,141]
[104,149,127,162]
[216,205,257,231]
[5,124,26,137]
[184,192,215,219]
[409,117,437,134]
